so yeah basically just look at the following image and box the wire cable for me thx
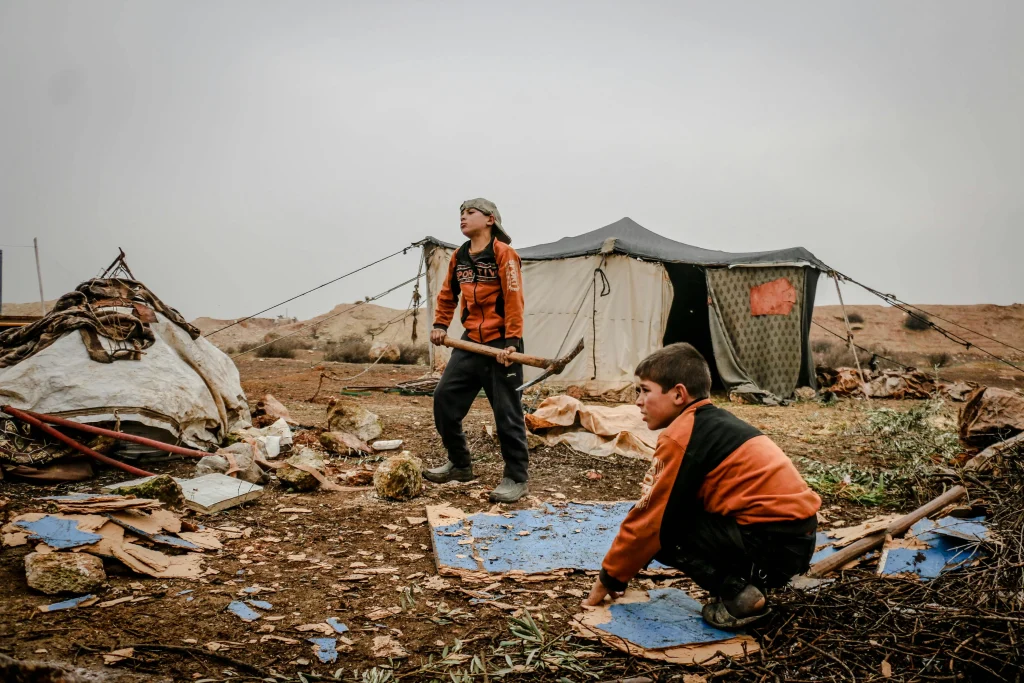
[231,274,422,359]
[206,245,414,338]
[826,270,1024,376]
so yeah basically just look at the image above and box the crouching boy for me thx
[583,343,820,629]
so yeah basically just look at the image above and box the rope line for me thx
[827,270,1024,377]
[231,274,422,359]
[206,245,414,338]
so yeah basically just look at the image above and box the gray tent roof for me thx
[422,217,826,268]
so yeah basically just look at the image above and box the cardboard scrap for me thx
[573,588,757,664]
[37,493,163,513]
[103,648,135,665]
[12,515,103,550]
[826,515,900,548]
[372,635,408,658]
[309,637,338,663]
[877,516,988,581]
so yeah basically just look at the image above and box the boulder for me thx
[526,433,545,450]
[196,443,269,484]
[277,448,326,492]
[320,431,371,456]
[25,552,105,595]
[113,474,184,508]
[257,393,297,425]
[368,341,401,363]
[373,452,422,501]
[341,468,375,486]
[326,399,382,442]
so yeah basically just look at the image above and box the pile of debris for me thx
[816,365,975,401]
[2,491,221,601]
[0,275,250,482]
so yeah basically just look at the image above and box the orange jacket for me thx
[600,399,820,590]
[433,237,525,346]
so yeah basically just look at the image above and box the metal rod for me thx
[2,405,155,477]
[33,237,45,315]
[12,407,211,458]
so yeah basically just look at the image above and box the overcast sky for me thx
[1,1,1021,321]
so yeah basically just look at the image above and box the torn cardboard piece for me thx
[573,588,757,663]
[104,473,264,513]
[427,502,674,582]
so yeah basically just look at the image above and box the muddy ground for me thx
[0,358,971,682]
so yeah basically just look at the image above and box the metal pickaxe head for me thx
[517,338,585,392]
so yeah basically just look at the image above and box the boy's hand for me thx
[496,346,516,367]
[581,577,621,608]
[430,329,447,346]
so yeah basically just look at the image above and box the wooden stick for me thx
[443,337,552,369]
[807,485,966,577]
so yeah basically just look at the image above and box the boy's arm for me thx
[433,252,459,331]
[497,247,525,346]
[598,437,682,593]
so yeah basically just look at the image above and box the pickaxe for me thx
[442,337,585,392]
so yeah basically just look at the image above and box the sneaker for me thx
[488,478,528,503]
[423,461,475,484]
[701,584,771,630]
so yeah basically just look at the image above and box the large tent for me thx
[422,218,826,400]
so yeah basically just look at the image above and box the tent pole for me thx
[34,237,46,315]
[831,272,871,404]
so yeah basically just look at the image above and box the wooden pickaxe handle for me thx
[442,337,553,369]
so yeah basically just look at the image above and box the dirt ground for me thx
[0,357,984,682]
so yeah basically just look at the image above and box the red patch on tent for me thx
[750,277,796,316]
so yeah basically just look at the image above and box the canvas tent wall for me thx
[422,218,825,400]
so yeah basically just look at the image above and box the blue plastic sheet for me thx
[15,515,103,549]
[432,502,667,575]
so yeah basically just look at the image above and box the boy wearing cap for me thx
[582,343,820,629]
[426,199,531,503]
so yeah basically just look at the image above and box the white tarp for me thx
[426,245,673,397]
[0,313,250,449]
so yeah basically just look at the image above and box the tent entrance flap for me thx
[661,264,721,389]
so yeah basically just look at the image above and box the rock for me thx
[257,394,297,425]
[0,496,9,525]
[794,386,817,401]
[372,439,403,451]
[25,552,105,595]
[326,399,382,442]
[320,431,370,456]
[373,452,422,501]
[196,443,269,484]
[526,433,545,450]
[113,474,184,508]
[368,341,400,363]
[277,448,326,491]
[341,468,375,486]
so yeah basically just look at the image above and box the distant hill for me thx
[193,303,429,352]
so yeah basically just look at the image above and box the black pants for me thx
[655,509,817,600]
[433,337,530,483]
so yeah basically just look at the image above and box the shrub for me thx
[928,352,952,368]
[324,336,372,363]
[255,337,307,359]
[812,339,833,354]
[816,341,872,370]
[398,343,429,365]
[846,312,864,324]
[233,341,260,355]
[903,312,931,331]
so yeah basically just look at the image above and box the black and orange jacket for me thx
[433,237,525,347]
[599,399,821,591]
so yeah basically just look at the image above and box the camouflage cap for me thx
[460,198,511,244]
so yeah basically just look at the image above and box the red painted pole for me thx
[1,405,155,477]
[10,408,212,458]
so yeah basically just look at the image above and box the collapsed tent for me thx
[422,218,825,399]
[0,279,249,459]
